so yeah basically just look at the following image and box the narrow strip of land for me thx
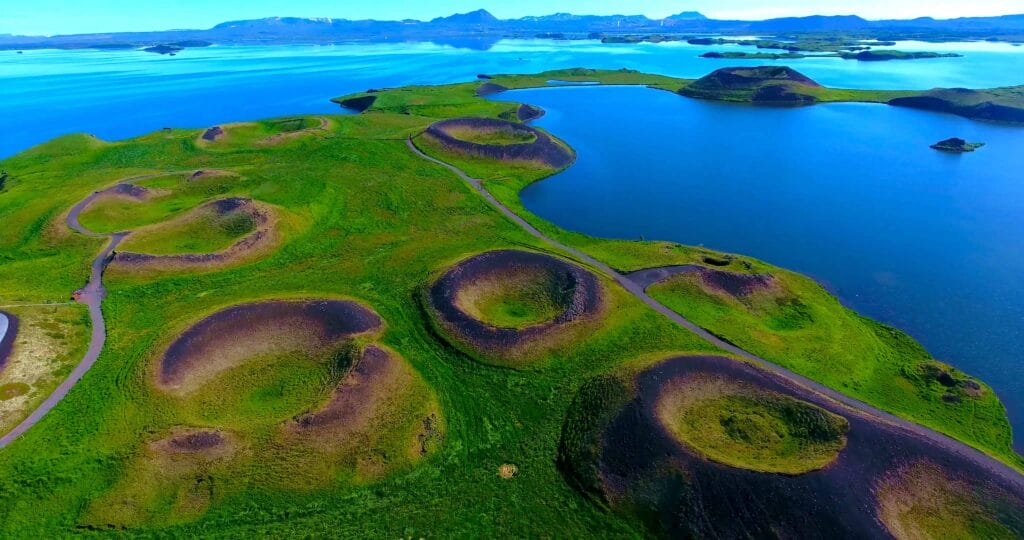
[406,138,1024,487]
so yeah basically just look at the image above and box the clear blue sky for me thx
[3,0,1021,36]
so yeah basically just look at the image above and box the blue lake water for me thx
[500,85,1024,448]
[1,38,1023,447]
[2,39,1023,157]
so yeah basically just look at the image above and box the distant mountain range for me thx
[2,9,1023,52]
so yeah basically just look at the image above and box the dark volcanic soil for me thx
[423,118,574,169]
[107,183,152,200]
[201,126,224,141]
[159,299,382,388]
[0,311,18,373]
[338,95,377,112]
[570,355,1024,538]
[428,250,603,359]
[292,345,396,430]
[517,104,545,122]
[475,82,509,97]
[696,267,775,297]
[166,430,226,453]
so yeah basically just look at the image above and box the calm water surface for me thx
[2,38,1023,156]
[501,86,1024,448]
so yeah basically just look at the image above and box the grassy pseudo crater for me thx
[76,298,446,528]
[656,375,849,474]
[558,355,1024,538]
[426,249,605,367]
[421,118,574,169]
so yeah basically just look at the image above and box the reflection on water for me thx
[3,38,1024,156]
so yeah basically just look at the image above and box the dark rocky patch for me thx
[559,355,1024,538]
[201,126,224,141]
[697,267,775,297]
[166,430,226,453]
[516,104,545,122]
[475,82,509,97]
[931,137,985,152]
[211,197,249,215]
[427,250,603,361]
[108,183,151,200]
[702,255,732,267]
[0,311,19,373]
[338,95,377,112]
[159,299,382,387]
[423,118,574,169]
[143,44,183,55]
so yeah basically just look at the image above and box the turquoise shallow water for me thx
[2,38,1023,448]
[499,85,1024,449]
[1,38,1023,157]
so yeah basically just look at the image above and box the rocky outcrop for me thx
[930,137,985,152]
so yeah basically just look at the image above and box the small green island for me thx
[0,66,1022,537]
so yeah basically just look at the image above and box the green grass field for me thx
[0,69,1019,536]
[656,375,849,474]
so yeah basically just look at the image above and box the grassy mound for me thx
[679,66,823,105]
[656,376,848,474]
[118,197,265,256]
[418,118,574,169]
[75,172,239,234]
[426,250,604,366]
[876,461,1024,539]
[196,116,329,148]
[157,299,382,392]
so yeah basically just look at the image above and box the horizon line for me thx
[6,8,1024,39]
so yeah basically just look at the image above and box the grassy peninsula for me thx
[0,67,1020,537]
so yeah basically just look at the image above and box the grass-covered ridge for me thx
[0,68,1020,536]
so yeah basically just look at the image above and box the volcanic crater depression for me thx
[156,299,382,392]
[421,118,574,169]
[427,250,604,365]
[559,355,1024,538]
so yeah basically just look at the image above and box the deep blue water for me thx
[500,85,1024,448]
[2,38,1023,447]
[2,39,1023,157]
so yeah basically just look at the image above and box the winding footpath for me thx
[406,138,1024,488]
[0,181,142,448]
